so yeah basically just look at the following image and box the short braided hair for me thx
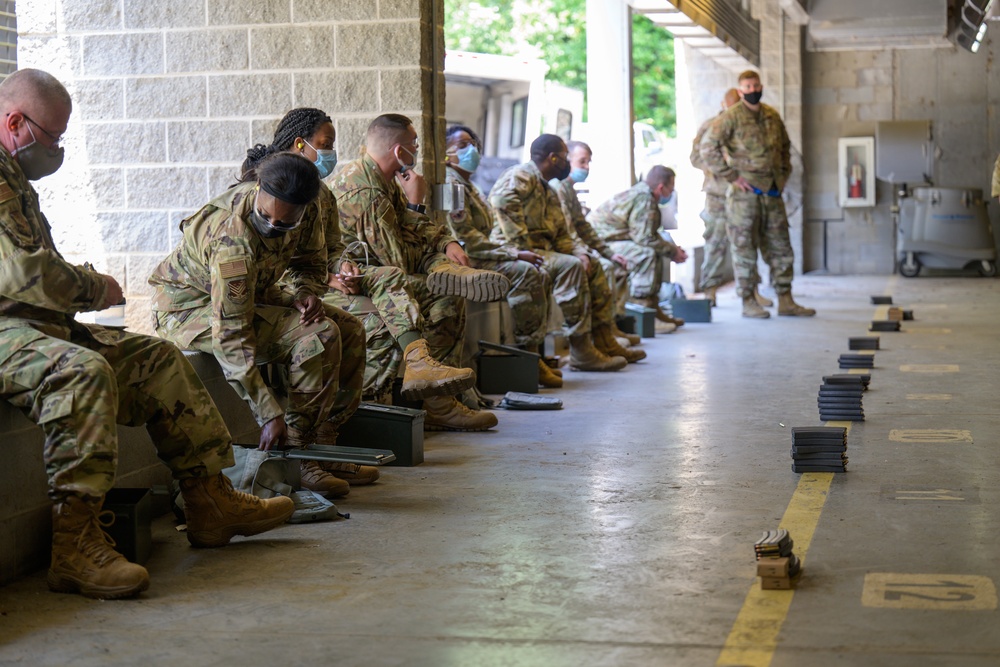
[240,107,332,181]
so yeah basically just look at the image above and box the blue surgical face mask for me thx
[456,144,481,173]
[305,140,338,179]
[569,167,589,183]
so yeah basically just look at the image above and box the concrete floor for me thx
[1,275,998,666]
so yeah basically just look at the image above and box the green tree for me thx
[445,0,675,135]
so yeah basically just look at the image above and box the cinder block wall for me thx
[17,0,444,334]
[802,41,1000,274]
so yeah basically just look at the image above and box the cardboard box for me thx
[756,557,790,578]
[102,488,152,564]
[476,340,539,394]
[670,298,712,323]
[338,403,425,466]
[760,576,793,590]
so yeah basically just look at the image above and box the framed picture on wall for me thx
[838,137,876,208]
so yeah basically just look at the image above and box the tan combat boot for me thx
[423,395,499,431]
[400,339,476,400]
[426,264,511,302]
[594,325,646,363]
[287,426,350,498]
[321,462,380,486]
[568,334,627,372]
[311,422,381,487]
[742,295,770,319]
[703,285,717,307]
[47,496,150,599]
[755,287,773,307]
[538,358,563,388]
[634,296,684,327]
[612,323,641,346]
[179,473,295,548]
[777,293,816,317]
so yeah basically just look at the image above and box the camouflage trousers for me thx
[155,302,364,437]
[327,272,466,400]
[699,193,731,290]
[538,250,614,335]
[606,241,669,299]
[471,257,550,349]
[0,323,234,501]
[599,255,630,316]
[726,190,794,298]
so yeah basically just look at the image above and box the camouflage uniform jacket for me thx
[587,182,676,257]
[992,154,1000,199]
[444,165,518,262]
[690,114,730,197]
[699,102,791,192]
[327,153,456,275]
[550,177,615,260]
[318,184,348,275]
[149,181,327,424]
[0,147,114,341]
[488,161,587,256]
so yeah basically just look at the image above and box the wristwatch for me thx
[406,203,427,214]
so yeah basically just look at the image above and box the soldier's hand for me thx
[673,247,689,264]
[517,250,545,268]
[733,176,754,192]
[611,253,629,270]
[576,253,592,274]
[259,416,287,451]
[445,241,471,266]
[396,170,427,206]
[100,275,124,309]
[294,295,325,324]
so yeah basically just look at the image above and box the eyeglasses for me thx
[20,113,64,148]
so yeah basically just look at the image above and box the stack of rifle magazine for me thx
[818,375,866,422]
[849,336,879,351]
[838,353,874,369]
[755,529,802,589]
[791,426,848,472]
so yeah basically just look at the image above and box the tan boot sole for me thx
[400,372,476,400]
[426,270,510,302]
[778,308,816,317]
[47,570,150,600]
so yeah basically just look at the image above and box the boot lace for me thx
[76,509,123,566]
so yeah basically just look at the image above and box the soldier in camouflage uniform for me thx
[489,134,626,372]
[552,141,649,359]
[690,88,762,307]
[249,111,477,417]
[0,69,292,600]
[151,152,375,499]
[443,125,563,388]
[699,70,815,318]
[328,114,505,431]
[588,166,688,328]
[992,154,1000,201]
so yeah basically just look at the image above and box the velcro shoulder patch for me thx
[0,180,16,205]
[219,258,248,279]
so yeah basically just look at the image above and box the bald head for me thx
[723,88,740,109]
[0,69,72,116]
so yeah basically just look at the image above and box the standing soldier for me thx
[150,153,377,499]
[0,69,293,600]
[587,166,689,328]
[329,114,505,431]
[992,153,1000,203]
[489,134,627,372]
[443,125,564,387]
[700,70,814,318]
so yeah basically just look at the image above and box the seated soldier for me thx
[0,69,293,600]
[488,134,628,372]
[587,166,689,326]
[247,109,477,417]
[150,153,377,499]
[443,124,562,389]
[328,114,506,431]
[551,141,651,355]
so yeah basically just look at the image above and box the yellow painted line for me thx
[889,428,972,443]
[899,364,959,373]
[873,305,890,319]
[906,393,952,401]
[716,424,850,667]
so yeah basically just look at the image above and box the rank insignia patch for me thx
[227,278,249,304]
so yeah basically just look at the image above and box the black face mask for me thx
[743,90,763,105]
[554,158,571,181]
[250,208,287,239]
